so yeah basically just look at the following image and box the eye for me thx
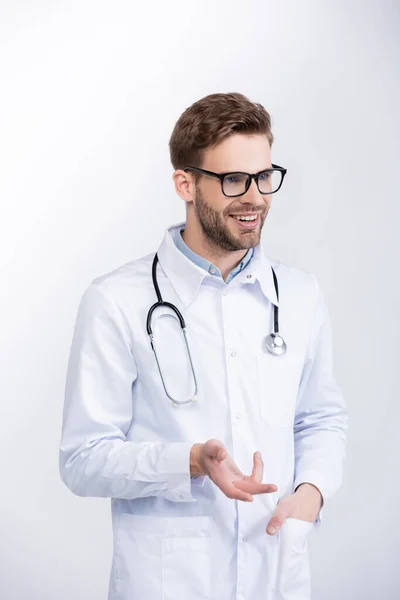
[225,175,240,184]
[224,173,247,185]
[259,171,272,181]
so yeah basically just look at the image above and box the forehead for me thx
[202,133,272,172]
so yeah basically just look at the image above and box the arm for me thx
[59,282,279,503]
[292,277,349,526]
[59,282,198,502]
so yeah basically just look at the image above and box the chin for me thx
[234,235,260,250]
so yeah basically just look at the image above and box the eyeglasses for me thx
[183,164,287,197]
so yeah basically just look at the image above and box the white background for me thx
[0,1,399,598]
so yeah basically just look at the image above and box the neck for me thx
[181,218,248,281]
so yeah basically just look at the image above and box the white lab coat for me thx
[59,222,348,600]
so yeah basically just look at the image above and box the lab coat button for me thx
[230,351,236,357]
[178,494,184,500]
[236,413,241,419]
[242,536,248,542]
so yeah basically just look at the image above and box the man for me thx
[59,92,348,600]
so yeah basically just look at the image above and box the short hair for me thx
[169,92,274,181]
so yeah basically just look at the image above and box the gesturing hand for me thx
[193,439,278,502]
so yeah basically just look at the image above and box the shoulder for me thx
[266,254,318,292]
[80,251,156,309]
[267,256,329,333]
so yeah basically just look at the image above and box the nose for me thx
[240,177,262,202]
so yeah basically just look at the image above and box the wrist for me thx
[190,443,207,476]
[294,483,323,507]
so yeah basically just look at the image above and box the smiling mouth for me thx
[229,213,261,229]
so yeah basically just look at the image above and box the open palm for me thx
[201,439,278,502]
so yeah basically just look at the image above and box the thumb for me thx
[266,509,286,536]
[205,439,227,462]
[216,446,227,461]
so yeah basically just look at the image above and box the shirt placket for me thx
[221,284,250,600]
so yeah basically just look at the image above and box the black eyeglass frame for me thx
[183,164,287,197]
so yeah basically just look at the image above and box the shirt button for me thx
[209,266,217,275]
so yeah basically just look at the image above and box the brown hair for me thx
[169,92,274,180]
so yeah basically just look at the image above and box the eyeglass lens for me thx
[222,170,282,196]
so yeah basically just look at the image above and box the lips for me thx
[230,213,261,217]
[229,214,260,229]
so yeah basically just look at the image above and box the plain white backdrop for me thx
[0,1,399,598]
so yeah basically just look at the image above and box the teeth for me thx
[233,215,257,221]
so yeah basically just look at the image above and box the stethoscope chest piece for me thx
[264,332,287,356]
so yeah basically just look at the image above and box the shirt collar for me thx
[172,224,254,281]
[156,222,279,308]
[246,241,280,307]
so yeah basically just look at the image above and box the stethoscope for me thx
[147,253,287,405]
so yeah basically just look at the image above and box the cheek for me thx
[201,178,219,196]
[198,181,225,206]
[262,202,271,217]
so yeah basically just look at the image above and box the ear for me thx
[172,169,196,205]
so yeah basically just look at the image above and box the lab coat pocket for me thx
[273,517,313,599]
[114,514,212,600]
[257,352,302,427]
[162,515,212,600]
[162,534,212,600]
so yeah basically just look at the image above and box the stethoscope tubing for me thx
[147,253,286,404]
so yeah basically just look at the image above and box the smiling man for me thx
[59,92,348,600]
[179,133,276,276]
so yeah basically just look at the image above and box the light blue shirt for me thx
[172,225,254,284]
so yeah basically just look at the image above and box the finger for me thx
[266,512,286,535]
[251,451,264,482]
[233,481,278,495]
[225,486,253,502]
